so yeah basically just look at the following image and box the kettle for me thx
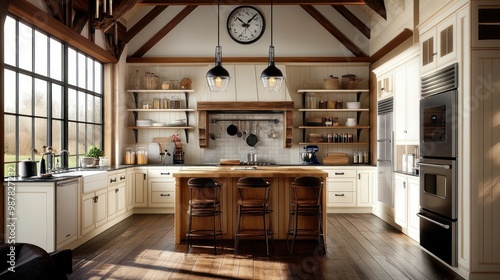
[18,159,37,177]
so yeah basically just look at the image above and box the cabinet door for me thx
[357,170,372,207]
[81,192,95,235]
[407,176,420,242]
[394,65,407,144]
[148,178,176,208]
[116,184,126,216]
[404,59,420,144]
[126,169,134,209]
[394,174,408,228]
[420,29,437,74]
[107,187,117,220]
[134,171,147,207]
[436,15,457,68]
[95,189,107,228]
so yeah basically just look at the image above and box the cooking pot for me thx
[19,160,37,177]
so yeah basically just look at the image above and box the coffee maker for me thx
[300,145,320,165]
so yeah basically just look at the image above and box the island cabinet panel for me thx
[173,167,327,244]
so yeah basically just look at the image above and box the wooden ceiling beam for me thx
[97,0,143,32]
[332,5,370,39]
[138,0,366,5]
[362,0,386,19]
[72,9,89,34]
[126,56,371,63]
[301,5,368,57]
[131,5,197,57]
[43,0,64,23]
[125,6,168,43]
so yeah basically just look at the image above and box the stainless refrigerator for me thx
[377,97,394,206]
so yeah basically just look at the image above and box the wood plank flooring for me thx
[69,214,464,280]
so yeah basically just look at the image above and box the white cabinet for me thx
[147,167,181,212]
[81,187,107,236]
[323,166,376,212]
[394,58,420,145]
[356,168,372,207]
[131,167,148,207]
[376,72,393,100]
[4,182,55,252]
[107,170,127,221]
[420,13,458,75]
[394,173,408,228]
[394,172,419,241]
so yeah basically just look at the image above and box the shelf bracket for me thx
[133,129,138,143]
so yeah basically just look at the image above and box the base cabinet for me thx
[323,166,375,212]
[107,171,127,221]
[81,188,107,236]
[146,167,180,212]
[394,173,419,241]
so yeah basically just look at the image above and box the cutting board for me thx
[220,159,241,165]
[323,153,349,165]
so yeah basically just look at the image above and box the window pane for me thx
[78,52,86,88]
[87,57,94,91]
[78,91,86,122]
[68,88,77,120]
[18,22,32,72]
[34,30,48,76]
[52,84,62,119]
[4,69,16,113]
[68,48,77,86]
[50,38,62,81]
[18,74,32,115]
[94,96,102,123]
[34,118,47,153]
[52,120,62,154]
[4,115,17,162]
[19,116,33,157]
[4,16,16,67]
[78,123,86,155]
[95,63,102,95]
[87,95,94,123]
[68,121,77,156]
[34,79,47,117]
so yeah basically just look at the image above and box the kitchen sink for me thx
[53,170,108,193]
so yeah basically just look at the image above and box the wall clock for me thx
[227,6,265,44]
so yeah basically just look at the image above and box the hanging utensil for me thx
[246,122,259,147]
[237,120,243,137]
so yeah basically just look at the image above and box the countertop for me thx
[173,166,328,178]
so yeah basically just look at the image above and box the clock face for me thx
[227,6,265,44]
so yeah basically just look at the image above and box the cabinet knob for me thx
[120,176,126,180]
[93,196,99,203]
[110,178,117,183]
[115,188,119,193]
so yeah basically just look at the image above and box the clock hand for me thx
[246,14,258,23]
[236,17,245,24]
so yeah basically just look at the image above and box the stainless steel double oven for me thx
[418,63,458,267]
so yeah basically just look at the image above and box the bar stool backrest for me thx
[237,177,271,203]
[187,177,220,203]
[291,176,323,205]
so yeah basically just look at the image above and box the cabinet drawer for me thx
[327,180,355,192]
[150,181,175,192]
[147,167,181,178]
[151,191,175,203]
[328,191,355,206]
[327,169,356,178]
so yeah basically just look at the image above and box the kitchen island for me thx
[173,166,328,244]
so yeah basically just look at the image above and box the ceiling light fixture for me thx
[260,0,283,92]
[206,0,230,92]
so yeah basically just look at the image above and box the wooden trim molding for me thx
[370,28,414,63]
[8,0,117,63]
[126,56,371,64]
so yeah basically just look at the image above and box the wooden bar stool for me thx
[186,178,223,254]
[286,176,325,255]
[235,177,273,256]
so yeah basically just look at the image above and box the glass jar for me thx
[125,145,136,165]
[153,98,161,109]
[136,145,148,165]
[306,93,318,109]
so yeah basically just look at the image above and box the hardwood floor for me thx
[69,214,463,280]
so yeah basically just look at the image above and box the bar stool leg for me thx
[235,204,242,253]
[291,205,299,254]
[263,205,269,256]
[186,205,193,253]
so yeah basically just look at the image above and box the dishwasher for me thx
[56,178,79,247]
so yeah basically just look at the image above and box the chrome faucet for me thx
[52,150,71,172]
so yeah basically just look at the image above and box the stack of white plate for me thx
[136,119,153,126]
[152,122,166,127]
[167,119,186,126]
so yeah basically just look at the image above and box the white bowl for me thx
[136,119,153,126]
[346,102,361,109]
[152,122,166,127]
[345,121,356,127]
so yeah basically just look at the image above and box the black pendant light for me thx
[206,0,230,92]
[260,0,283,92]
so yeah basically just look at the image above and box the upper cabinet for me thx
[394,58,420,145]
[420,14,458,75]
[472,1,500,48]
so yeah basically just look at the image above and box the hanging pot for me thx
[246,122,259,146]
[227,122,238,136]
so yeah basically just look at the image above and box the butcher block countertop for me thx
[174,166,327,244]
[173,166,328,178]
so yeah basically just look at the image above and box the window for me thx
[3,16,104,176]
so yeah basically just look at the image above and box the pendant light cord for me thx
[270,0,274,47]
[217,0,220,47]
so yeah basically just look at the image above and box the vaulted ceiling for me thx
[9,0,410,63]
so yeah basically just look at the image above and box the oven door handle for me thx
[416,213,450,229]
[417,162,451,169]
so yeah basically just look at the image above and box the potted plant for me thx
[87,146,104,166]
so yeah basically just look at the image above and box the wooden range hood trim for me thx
[197,102,294,149]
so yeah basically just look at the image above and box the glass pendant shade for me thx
[260,46,283,92]
[207,46,230,92]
